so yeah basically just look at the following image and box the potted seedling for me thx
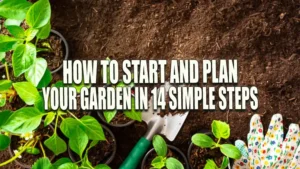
[141,135,189,169]
[188,120,242,169]
[67,125,117,166]
[0,0,69,87]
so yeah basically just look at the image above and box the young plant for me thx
[191,120,242,169]
[150,135,184,169]
[101,57,142,123]
[0,0,53,87]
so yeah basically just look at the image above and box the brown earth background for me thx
[1,0,300,168]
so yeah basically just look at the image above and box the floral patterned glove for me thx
[233,114,300,169]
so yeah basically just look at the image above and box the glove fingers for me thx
[232,140,250,169]
[248,114,264,167]
[288,144,300,169]
[260,114,284,167]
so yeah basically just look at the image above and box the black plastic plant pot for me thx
[68,124,117,165]
[187,131,232,169]
[141,145,189,169]
[97,111,135,128]
[8,123,55,169]
[49,29,69,74]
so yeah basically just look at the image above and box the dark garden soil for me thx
[143,148,187,169]
[1,0,300,168]
[37,35,64,71]
[10,123,54,167]
[104,111,132,125]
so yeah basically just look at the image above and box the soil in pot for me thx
[10,123,55,167]
[37,34,64,71]
[143,147,187,169]
[189,144,224,169]
[70,128,116,166]
[100,111,132,126]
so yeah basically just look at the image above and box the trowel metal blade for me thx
[142,82,189,141]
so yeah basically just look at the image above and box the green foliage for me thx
[69,126,88,159]
[192,133,216,148]
[0,0,32,20]
[191,120,241,169]
[0,134,10,150]
[12,43,36,77]
[123,97,142,122]
[44,133,67,156]
[0,80,12,91]
[0,35,20,52]
[32,157,52,169]
[153,135,167,157]
[26,0,51,29]
[26,147,40,155]
[151,135,184,169]
[37,68,52,89]
[212,120,230,139]
[13,81,40,105]
[1,107,43,133]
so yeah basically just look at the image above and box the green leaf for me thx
[0,35,20,52]
[34,93,45,113]
[0,110,12,127]
[25,58,47,86]
[32,157,52,169]
[0,134,10,150]
[204,159,217,169]
[44,112,55,127]
[25,28,39,42]
[192,133,216,148]
[123,97,142,122]
[165,157,184,169]
[26,0,51,28]
[212,120,230,139]
[220,144,242,159]
[6,26,25,38]
[37,68,52,89]
[44,133,67,156]
[26,147,40,155]
[13,81,40,105]
[151,156,166,168]
[221,156,229,169]
[69,126,88,159]
[0,80,12,91]
[4,19,22,27]
[0,96,6,107]
[94,164,111,169]
[2,107,43,133]
[52,158,72,169]
[0,0,32,20]
[103,110,117,123]
[52,80,64,88]
[0,52,5,61]
[12,43,36,77]
[153,135,167,157]
[37,21,51,40]
[57,163,78,169]
[60,118,81,138]
[79,116,106,141]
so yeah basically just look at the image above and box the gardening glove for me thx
[233,114,300,169]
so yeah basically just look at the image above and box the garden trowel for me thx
[119,82,189,169]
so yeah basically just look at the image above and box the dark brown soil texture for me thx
[10,124,54,167]
[143,148,187,169]
[189,144,224,169]
[102,111,132,125]
[1,0,300,168]
[38,35,64,71]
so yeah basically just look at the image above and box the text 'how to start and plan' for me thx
[42,59,258,112]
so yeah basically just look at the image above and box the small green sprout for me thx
[191,120,242,169]
[151,135,184,169]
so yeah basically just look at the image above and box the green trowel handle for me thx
[119,137,151,169]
